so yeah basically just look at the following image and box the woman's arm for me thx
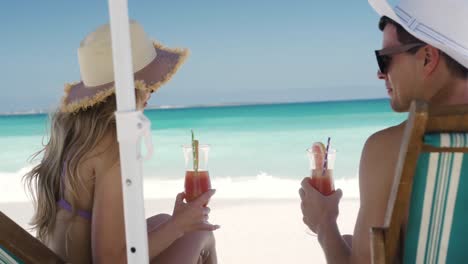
[91,161,127,264]
[91,159,219,263]
[147,190,218,259]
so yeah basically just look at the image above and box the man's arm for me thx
[316,216,351,263]
[349,125,403,263]
[307,124,403,263]
[300,179,350,263]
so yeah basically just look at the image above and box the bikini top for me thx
[57,160,92,220]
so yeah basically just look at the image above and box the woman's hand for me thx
[170,189,220,236]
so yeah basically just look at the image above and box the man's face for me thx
[377,24,423,112]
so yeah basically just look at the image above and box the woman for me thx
[24,20,219,264]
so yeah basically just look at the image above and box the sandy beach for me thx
[0,198,359,264]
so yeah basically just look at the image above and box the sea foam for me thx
[0,167,359,203]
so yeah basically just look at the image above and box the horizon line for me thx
[0,97,388,116]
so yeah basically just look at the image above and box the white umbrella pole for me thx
[107,0,150,263]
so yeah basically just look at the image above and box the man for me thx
[299,0,468,263]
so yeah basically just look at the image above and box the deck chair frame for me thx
[0,211,64,264]
[370,100,468,263]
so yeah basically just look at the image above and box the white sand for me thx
[0,198,359,264]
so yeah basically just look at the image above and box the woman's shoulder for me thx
[86,130,120,172]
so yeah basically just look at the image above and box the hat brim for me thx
[61,42,189,113]
[369,0,468,69]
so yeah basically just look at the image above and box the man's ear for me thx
[422,45,441,76]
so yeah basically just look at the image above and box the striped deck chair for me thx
[0,211,64,264]
[370,100,468,264]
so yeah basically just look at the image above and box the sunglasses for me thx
[374,43,425,74]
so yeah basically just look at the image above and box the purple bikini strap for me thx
[57,199,92,220]
[58,155,92,220]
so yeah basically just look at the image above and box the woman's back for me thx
[46,130,118,263]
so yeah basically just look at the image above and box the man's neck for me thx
[431,78,468,106]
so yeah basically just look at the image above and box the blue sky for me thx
[0,0,385,113]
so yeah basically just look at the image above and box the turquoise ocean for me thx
[0,99,405,202]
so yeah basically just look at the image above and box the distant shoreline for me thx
[147,97,389,111]
[0,97,388,116]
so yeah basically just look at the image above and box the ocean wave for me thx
[0,166,36,203]
[0,169,360,203]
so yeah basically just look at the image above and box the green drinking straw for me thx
[191,129,199,173]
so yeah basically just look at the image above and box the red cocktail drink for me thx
[309,169,335,196]
[184,170,212,202]
[307,143,336,196]
[183,132,211,204]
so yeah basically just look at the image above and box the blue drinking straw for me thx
[322,137,331,176]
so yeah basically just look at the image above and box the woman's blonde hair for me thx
[24,90,146,241]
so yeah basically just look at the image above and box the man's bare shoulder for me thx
[363,122,406,155]
[359,122,406,202]
[358,121,406,218]
[350,122,408,262]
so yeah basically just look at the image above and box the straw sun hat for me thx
[368,0,468,69]
[60,20,189,113]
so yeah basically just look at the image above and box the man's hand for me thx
[299,177,342,234]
